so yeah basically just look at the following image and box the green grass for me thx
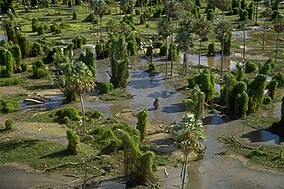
[241,115,280,130]
[0,78,26,87]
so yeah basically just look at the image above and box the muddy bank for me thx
[0,165,71,189]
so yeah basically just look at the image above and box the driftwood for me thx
[23,98,44,104]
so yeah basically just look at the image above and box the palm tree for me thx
[262,0,271,50]
[171,113,205,189]
[194,17,212,73]
[93,0,108,39]
[274,19,284,64]
[215,20,232,80]
[58,62,95,133]
[176,28,193,75]
[253,0,262,25]
[213,0,231,19]
[157,18,173,76]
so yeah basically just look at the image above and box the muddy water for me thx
[0,166,70,189]
[179,53,238,70]
[186,120,284,189]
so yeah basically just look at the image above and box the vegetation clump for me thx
[66,129,80,155]
[136,108,149,141]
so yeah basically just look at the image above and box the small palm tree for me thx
[215,20,232,80]
[194,17,212,73]
[93,0,108,39]
[274,19,284,64]
[157,18,173,76]
[176,28,193,75]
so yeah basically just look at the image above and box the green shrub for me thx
[140,14,146,25]
[72,11,77,20]
[159,45,167,56]
[32,59,48,78]
[146,46,153,57]
[135,9,141,15]
[85,110,103,121]
[55,107,81,123]
[95,40,105,60]
[207,43,215,56]
[259,60,272,75]
[272,72,284,87]
[207,9,214,21]
[21,63,28,72]
[0,99,19,113]
[267,79,278,100]
[263,96,272,105]
[5,119,13,130]
[136,108,149,140]
[83,14,97,23]
[239,9,248,21]
[245,61,257,73]
[148,63,156,72]
[37,25,45,35]
[167,44,178,61]
[32,18,39,32]
[50,22,59,32]
[31,42,42,56]
[153,9,161,18]
[127,40,137,55]
[96,82,114,94]
[0,78,25,86]
[66,129,80,155]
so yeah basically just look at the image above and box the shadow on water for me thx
[161,103,186,113]
[241,129,283,145]
[203,115,231,125]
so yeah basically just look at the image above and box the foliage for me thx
[9,44,22,70]
[56,61,95,102]
[267,79,278,100]
[167,44,178,61]
[187,69,215,103]
[108,34,130,88]
[72,12,77,20]
[66,129,80,155]
[184,85,205,119]
[83,14,97,23]
[248,75,267,114]
[31,42,42,57]
[220,73,237,105]
[159,44,167,56]
[72,35,87,49]
[272,73,284,87]
[96,82,114,94]
[0,99,19,113]
[118,130,154,184]
[17,34,32,58]
[136,108,148,141]
[239,9,248,21]
[5,119,14,130]
[259,59,273,75]
[32,59,48,79]
[207,43,215,56]
[0,78,25,87]
[215,20,232,55]
[245,61,257,73]
[78,48,96,76]
[262,96,272,105]
[32,18,39,32]
[234,91,249,118]
[127,39,137,55]
[95,40,107,60]
[55,107,81,123]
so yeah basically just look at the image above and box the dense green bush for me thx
[272,72,284,87]
[207,43,215,56]
[136,108,149,140]
[96,82,114,94]
[167,44,178,61]
[37,25,45,35]
[0,99,19,113]
[83,14,97,23]
[259,60,273,75]
[31,42,42,57]
[248,75,267,114]
[153,9,161,17]
[0,78,25,86]
[21,63,28,72]
[135,9,140,15]
[85,110,103,121]
[32,59,48,78]
[72,11,77,20]
[72,35,87,49]
[207,9,214,21]
[9,44,21,71]
[32,18,39,32]
[263,96,272,105]
[146,46,153,57]
[66,129,80,155]
[127,40,137,55]
[17,34,32,58]
[55,107,81,123]
[159,44,167,56]
[239,9,248,21]
[95,40,106,60]
[234,91,249,118]
[5,119,13,130]
[247,2,254,20]
[245,61,257,73]
[267,79,278,100]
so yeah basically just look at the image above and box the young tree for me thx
[194,17,212,73]
[136,108,149,140]
[215,20,232,79]
[171,113,205,189]
[58,62,95,132]
[93,0,108,39]
[184,85,205,119]
[274,19,284,64]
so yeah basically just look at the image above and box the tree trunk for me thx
[181,153,188,189]
[80,94,86,133]
[275,32,279,64]
[262,6,268,50]
[221,33,224,80]
[170,33,173,76]
[243,23,246,66]
[255,1,259,25]
[198,40,202,73]
[183,50,187,76]
[96,14,99,37]
[165,37,168,76]
[130,5,133,17]
[100,16,102,40]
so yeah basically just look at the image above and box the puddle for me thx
[20,94,65,110]
[0,165,70,188]
[97,181,126,189]
[179,53,238,70]
[241,129,282,145]
[203,115,230,125]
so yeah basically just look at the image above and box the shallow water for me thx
[20,94,65,110]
